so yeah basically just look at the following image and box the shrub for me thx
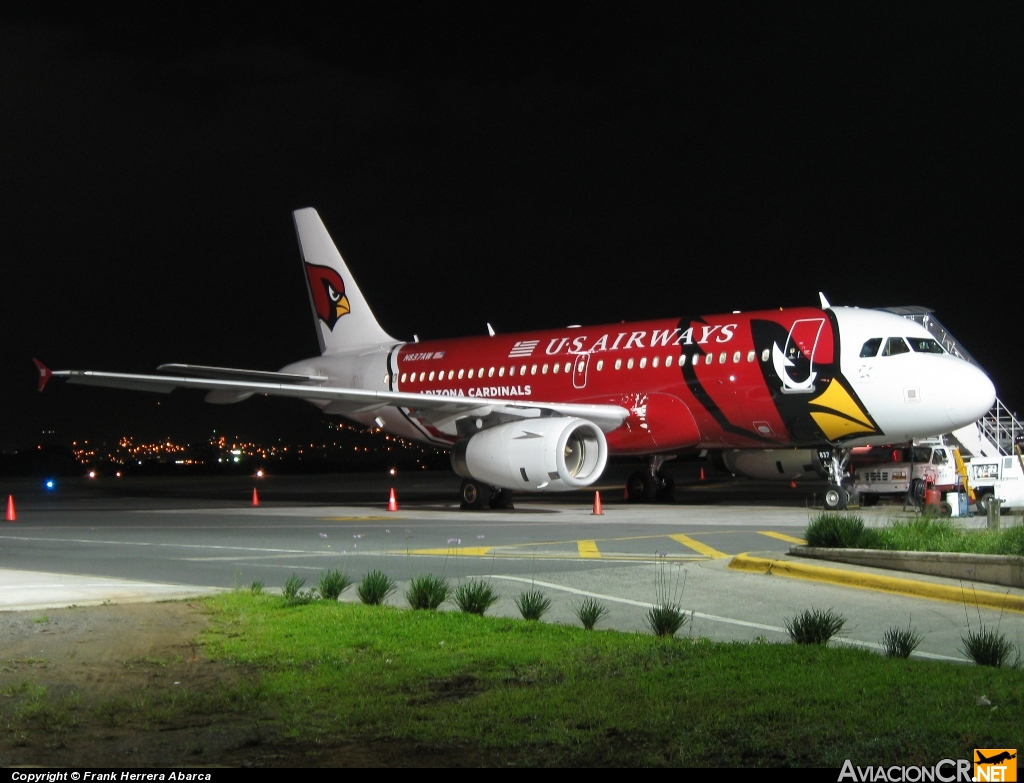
[249,579,264,596]
[881,625,923,658]
[406,575,451,610]
[961,627,1017,667]
[515,589,551,621]
[785,608,846,645]
[317,569,352,601]
[357,570,396,605]
[646,603,688,637]
[282,574,315,606]
[453,580,499,616]
[805,513,878,548]
[574,597,609,630]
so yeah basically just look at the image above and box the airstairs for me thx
[880,306,1022,458]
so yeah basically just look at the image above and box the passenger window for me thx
[552,362,559,374]
[508,366,515,377]
[498,366,505,377]
[652,357,660,368]
[401,372,407,383]
[531,365,537,375]
[615,359,622,370]
[860,338,882,358]
[564,362,571,373]
[732,352,741,363]
[542,364,549,374]
[468,369,474,379]
[674,355,682,367]
[596,360,604,371]
[747,351,756,362]
[882,337,910,357]
[428,371,435,381]
[639,357,647,369]
[488,367,495,377]
[761,349,770,362]
[520,365,527,375]
[719,352,727,364]
[627,358,634,369]
[458,369,465,379]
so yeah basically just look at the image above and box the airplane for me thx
[38,208,996,511]
[976,751,1016,765]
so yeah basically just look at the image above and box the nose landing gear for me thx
[821,447,852,511]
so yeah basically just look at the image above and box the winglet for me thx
[819,292,832,309]
[32,359,52,392]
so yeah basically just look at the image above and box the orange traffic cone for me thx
[252,488,260,507]
[6,495,15,522]
[592,491,603,515]
[387,488,398,512]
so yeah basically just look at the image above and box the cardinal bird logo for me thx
[305,263,351,330]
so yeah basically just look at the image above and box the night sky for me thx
[3,6,1021,451]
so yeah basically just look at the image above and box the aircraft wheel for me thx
[459,479,490,511]
[626,471,656,503]
[489,489,514,510]
[824,484,848,511]
[655,472,675,503]
[861,493,879,507]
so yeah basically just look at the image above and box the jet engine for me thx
[451,418,608,491]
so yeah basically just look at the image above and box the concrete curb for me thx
[791,546,1024,589]
[728,553,1024,614]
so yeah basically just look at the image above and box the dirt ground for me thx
[0,600,493,768]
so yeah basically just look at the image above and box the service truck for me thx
[967,452,1024,513]
[852,443,962,509]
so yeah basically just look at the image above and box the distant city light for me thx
[44,479,55,490]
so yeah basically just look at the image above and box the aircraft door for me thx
[572,353,590,389]
[774,318,825,394]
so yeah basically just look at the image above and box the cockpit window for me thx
[860,338,882,358]
[882,337,910,356]
[907,337,945,354]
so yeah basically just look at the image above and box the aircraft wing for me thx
[46,365,630,433]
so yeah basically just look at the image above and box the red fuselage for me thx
[391,307,864,454]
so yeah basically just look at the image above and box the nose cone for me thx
[945,362,996,429]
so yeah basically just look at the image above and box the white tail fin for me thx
[293,208,396,354]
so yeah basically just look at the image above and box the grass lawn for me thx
[197,592,1022,767]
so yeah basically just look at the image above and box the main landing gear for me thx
[626,455,675,503]
[822,447,853,511]
[459,479,514,511]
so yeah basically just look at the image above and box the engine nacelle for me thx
[719,448,828,481]
[451,418,608,491]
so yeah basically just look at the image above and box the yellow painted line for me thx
[758,531,807,545]
[728,553,1024,614]
[668,534,730,559]
[577,540,602,559]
